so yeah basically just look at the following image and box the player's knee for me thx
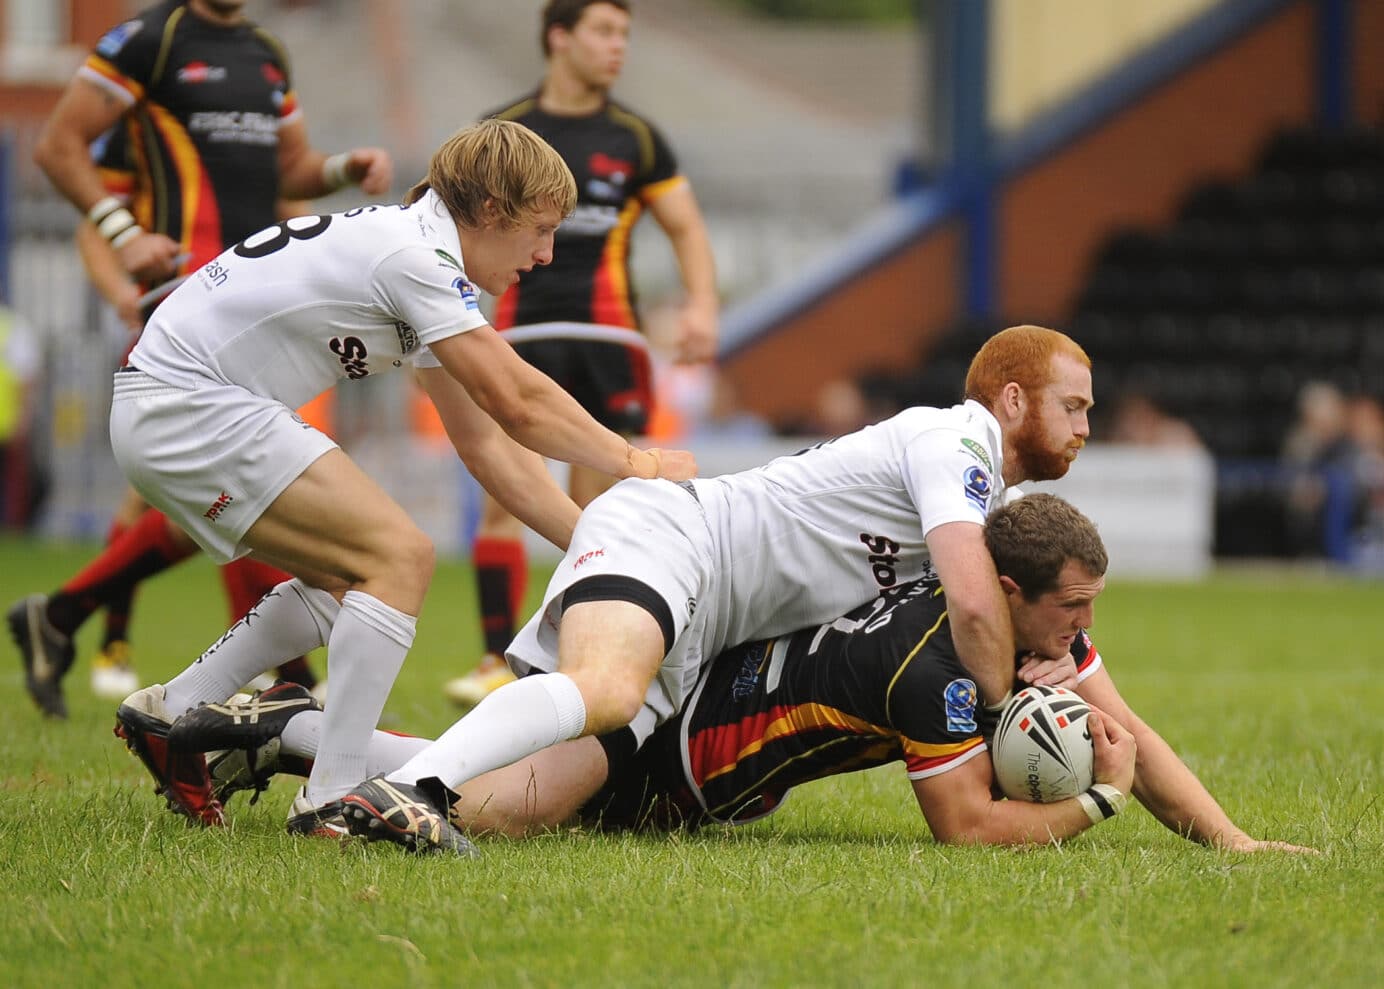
[381,524,435,592]
[580,676,646,735]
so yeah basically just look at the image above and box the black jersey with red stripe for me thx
[485,94,681,330]
[584,580,1106,832]
[80,2,299,274]
[678,580,992,826]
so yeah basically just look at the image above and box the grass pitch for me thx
[0,538,1380,987]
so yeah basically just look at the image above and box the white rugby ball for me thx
[991,685,1095,802]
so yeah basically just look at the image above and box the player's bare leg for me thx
[446,460,621,706]
[119,450,435,831]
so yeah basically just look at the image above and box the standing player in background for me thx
[9,0,391,717]
[444,0,719,707]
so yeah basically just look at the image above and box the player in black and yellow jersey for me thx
[447,0,719,707]
[10,0,392,717]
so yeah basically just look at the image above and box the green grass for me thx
[0,538,1380,987]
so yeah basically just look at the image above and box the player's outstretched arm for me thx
[1075,667,1318,853]
[416,365,580,551]
[430,325,696,483]
[912,709,1136,846]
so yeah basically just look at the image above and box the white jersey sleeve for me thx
[370,246,488,350]
[899,422,999,535]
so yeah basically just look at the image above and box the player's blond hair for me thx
[963,325,1090,411]
[405,119,577,228]
[985,494,1108,599]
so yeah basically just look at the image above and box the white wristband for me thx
[87,195,124,224]
[321,152,352,192]
[982,689,1013,714]
[1077,783,1129,825]
[109,223,144,249]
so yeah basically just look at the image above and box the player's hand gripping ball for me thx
[991,685,1095,802]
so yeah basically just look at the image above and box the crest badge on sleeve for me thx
[97,20,144,58]
[944,678,979,733]
[451,277,480,311]
[962,465,991,513]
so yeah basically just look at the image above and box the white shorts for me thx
[506,478,719,745]
[109,369,338,563]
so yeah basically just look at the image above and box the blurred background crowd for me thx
[2,0,1383,575]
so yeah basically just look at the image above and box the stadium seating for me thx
[877,123,1384,558]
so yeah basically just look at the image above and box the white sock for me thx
[163,579,339,717]
[281,710,432,777]
[304,590,416,805]
[387,672,586,791]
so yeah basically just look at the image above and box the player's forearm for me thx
[668,222,718,308]
[76,221,137,305]
[942,796,1100,846]
[489,365,661,480]
[34,130,111,215]
[947,600,1017,707]
[278,148,332,200]
[1130,726,1247,847]
[463,435,580,551]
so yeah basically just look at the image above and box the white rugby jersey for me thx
[130,190,488,409]
[690,400,1008,654]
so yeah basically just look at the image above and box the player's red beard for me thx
[1010,404,1083,481]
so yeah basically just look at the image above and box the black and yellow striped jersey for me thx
[484,94,683,330]
[79,2,299,277]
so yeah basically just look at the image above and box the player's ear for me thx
[997,574,1022,599]
[479,198,502,229]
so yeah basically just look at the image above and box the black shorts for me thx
[579,723,707,832]
[511,337,652,435]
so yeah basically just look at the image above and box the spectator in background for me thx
[1344,395,1384,569]
[1106,392,1204,449]
[1281,381,1358,558]
[446,0,719,708]
[0,303,43,530]
[801,375,901,438]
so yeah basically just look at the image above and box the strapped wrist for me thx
[89,196,142,248]
[981,689,1013,714]
[1076,783,1129,825]
[322,152,352,192]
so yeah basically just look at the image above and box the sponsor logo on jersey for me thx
[452,277,480,311]
[860,533,902,588]
[586,152,632,202]
[962,465,991,513]
[573,548,605,569]
[560,204,620,237]
[394,321,418,354]
[434,249,461,272]
[943,678,978,733]
[261,62,286,87]
[960,437,992,471]
[203,491,235,522]
[731,642,765,701]
[199,258,230,289]
[177,61,227,84]
[188,111,278,147]
[97,19,143,58]
[329,336,370,379]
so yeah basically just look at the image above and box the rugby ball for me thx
[991,685,1095,802]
